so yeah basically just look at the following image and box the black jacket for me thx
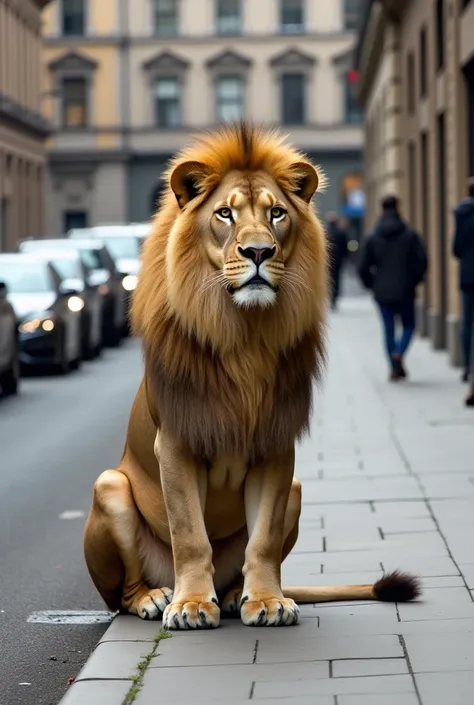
[326,223,348,272]
[452,198,474,290]
[358,213,428,304]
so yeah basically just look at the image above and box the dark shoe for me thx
[392,354,407,379]
[390,369,402,382]
[462,369,470,383]
[466,392,474,407]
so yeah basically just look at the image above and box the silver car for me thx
[0,254,82,373]
[19,245,103,360]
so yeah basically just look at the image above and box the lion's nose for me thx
[238,246,276,265]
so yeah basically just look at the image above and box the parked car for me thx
[68,225,145,334]
[0,254,82,373]
[18,244,103,360]
[17,239,125,347]
[0,280,20,395]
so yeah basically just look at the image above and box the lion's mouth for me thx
[228,274,278,293]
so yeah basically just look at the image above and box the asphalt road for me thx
[0,339,143,705]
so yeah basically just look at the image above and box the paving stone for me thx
[253,674,416,699]
[338,695,419,705]
[419,473,474,499]
[332,658,408,677]
[151,640,255,667]
[256,634,402,663]
[303,477,423,503]
[398,587,474,621]
[372,501,432,518]
[398,618,474,635]
[137,700,334,705]
[139,662,329,701]
[100,615,161,643]
[415,671,474,705]
[404,632,474,672]
[59,680,132,705]
[76,641,154,681]
[459,563,474,588]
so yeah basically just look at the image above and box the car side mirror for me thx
[0,281,8,299]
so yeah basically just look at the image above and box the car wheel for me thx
[56,335,69,375]
[0,350,20,396]
[70,356,81,371]
[104,326,122,348]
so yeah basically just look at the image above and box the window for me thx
[281,74,305,125]
[216,0,241,34]
[420,27,427,99]
[62,0,85,36]
[216,76,244,122]
[154,0,178,37]
[64,211,88,232]
[62,77,87,128]
[281,0,304,34]
[436,0,444,71]
[344,0,360,30]
[154,78,181,127]
[407,52,415,114]
[345,75,363,124]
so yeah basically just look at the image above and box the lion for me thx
[84,123,420,630]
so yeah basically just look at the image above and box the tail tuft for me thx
[373,570,421,602]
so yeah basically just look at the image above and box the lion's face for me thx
[199,171,298,309]
[170,161,320,311]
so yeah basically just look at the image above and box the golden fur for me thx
[131,123,327,460]
[84,124,420,630]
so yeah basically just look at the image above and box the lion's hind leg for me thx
[84,469,173,620]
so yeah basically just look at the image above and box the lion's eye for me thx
[216,207,232,221]
[270,207,286,221]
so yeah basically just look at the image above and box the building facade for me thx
[42,0,365,235]
[357,0,474,366]
[0,0,51,251]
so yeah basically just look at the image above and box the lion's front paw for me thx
[240,595,299,627]
[129,587,174,620]
[163,599,220,630]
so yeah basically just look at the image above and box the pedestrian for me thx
[325,211,348,310]
[357,195,428,381]
[452,177,474,407]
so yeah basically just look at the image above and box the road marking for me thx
[27,610,114,625]
[59,510,85,520]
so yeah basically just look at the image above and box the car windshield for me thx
[0,262,52,293]
[102,237,139,260]
[79,250,103,270]
[50,259,80,280]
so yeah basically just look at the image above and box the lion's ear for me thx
[289,162,319,203]
[170,161,212,208]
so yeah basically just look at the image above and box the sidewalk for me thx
[61,294,474,705]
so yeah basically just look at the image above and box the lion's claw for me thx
[163,600,220,630]
[240,596,299,627]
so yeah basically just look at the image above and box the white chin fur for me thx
[232,285,277,309]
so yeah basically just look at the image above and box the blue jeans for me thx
[461,291,474,372]
[378,300,416,367]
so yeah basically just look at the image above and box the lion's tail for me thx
[283,570,421,604]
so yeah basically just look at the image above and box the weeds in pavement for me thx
[124,630,172,703]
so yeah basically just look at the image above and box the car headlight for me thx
[19,316,56,334]
[122,275,138,291]
[67,295,85,312]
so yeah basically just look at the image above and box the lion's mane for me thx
[131,123,328,461]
